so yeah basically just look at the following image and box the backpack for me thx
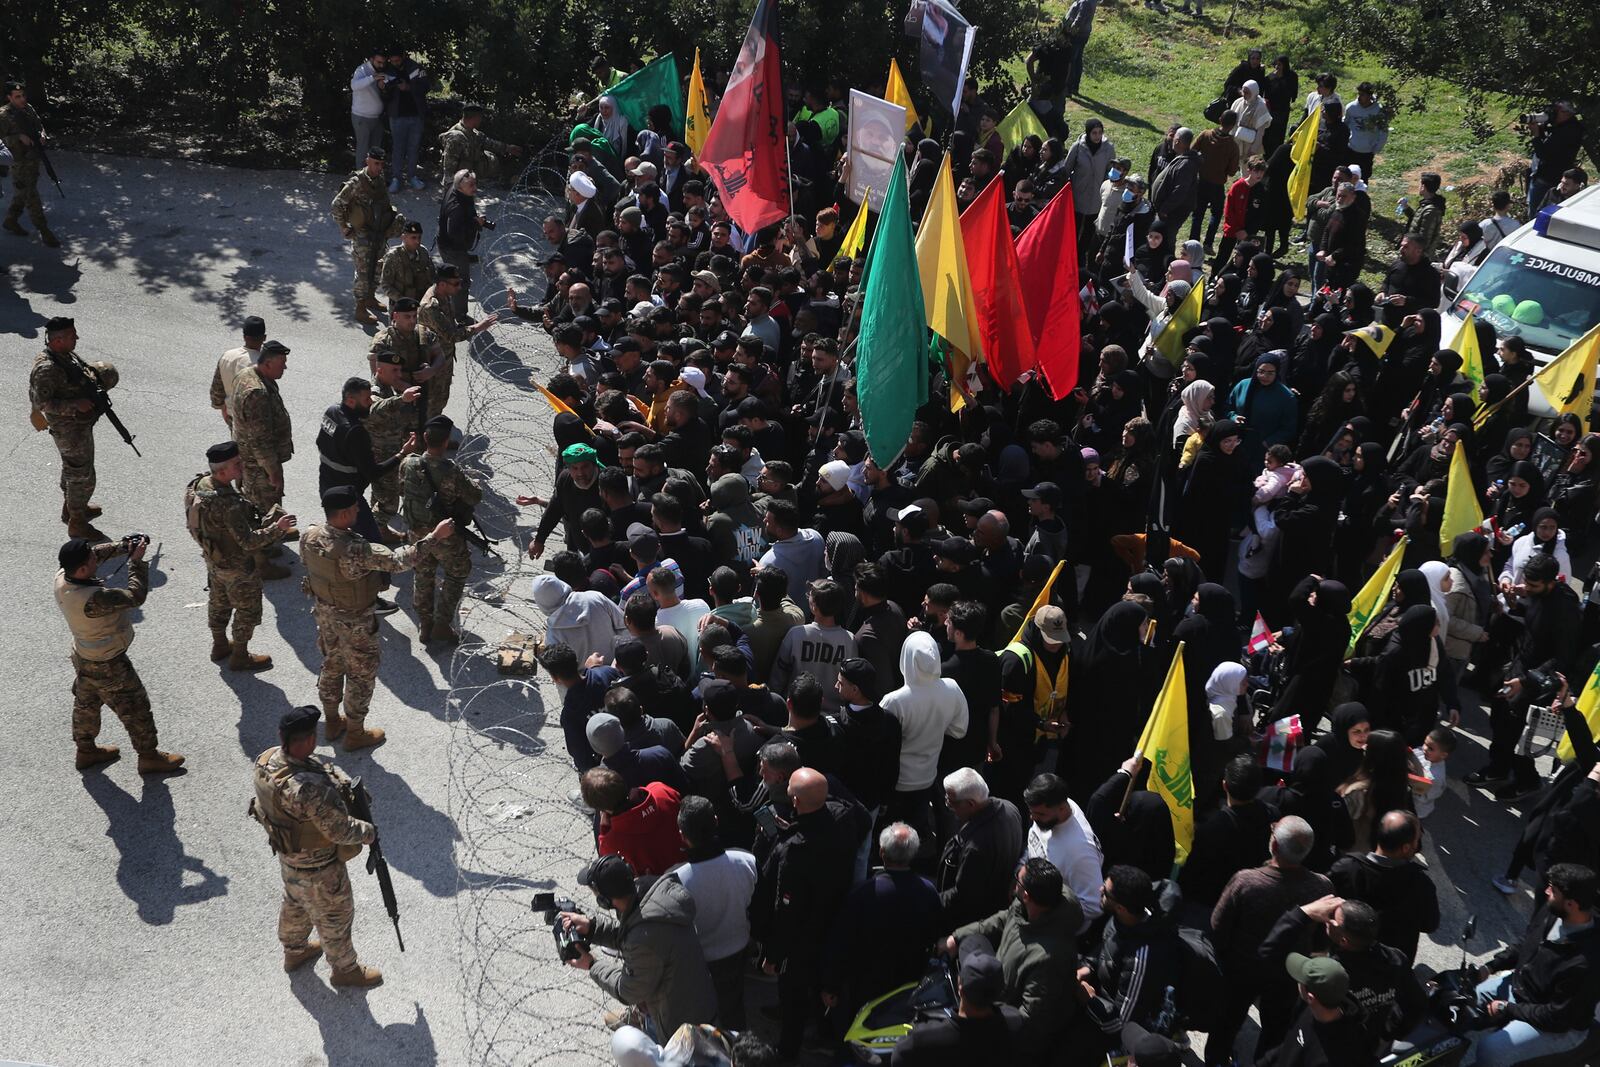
[1172,924,1227,1025]
[184,473,216,556]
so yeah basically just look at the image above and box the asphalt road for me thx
[0,150,1558,1067]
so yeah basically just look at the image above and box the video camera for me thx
[121,532,151,552]
[531,891,588,962]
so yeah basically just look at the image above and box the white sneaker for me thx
[387,178,400,193]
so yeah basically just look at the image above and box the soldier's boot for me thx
[330,964,383,988]
[60,502,103,522]
[2,213,23,236]
[361,295,387,317]
[283,939,323,972]
[355,302,378,326]
[209,628,232,662]
[136,750,187,774]
[322,704,346,742]
[418,619,432,643]
[66,515,109,541]
[256,552,292,580]
[432,625,460,647]
[38,227,60,249]
[343,726,386,752]
[75,743,121,770]
[228,633,273,672]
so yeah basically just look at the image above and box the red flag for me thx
[701,0,790,235]
[959,179,1035,392]
[1014,186,1082,399]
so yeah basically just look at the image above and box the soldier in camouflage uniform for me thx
[301,484,456,749]
[437,105,522,187]
[366,350,423,521]
[188,441,297,670]
[417,264,499,420]
[367,296,445,399]
[378,221,436,310]
[229,339,295,581]
[400,416,482,645]
[29,317,112,539]
[0,82,58,246]
[54,536,185,773]
[331,146,407,324]
[250,706,382,986]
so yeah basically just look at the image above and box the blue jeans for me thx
[1469,971,1589,1067]
[1527,178,1552,216]
[389,116,423,181]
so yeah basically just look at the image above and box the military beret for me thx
[321,485,361,512]
[436,263,462,280]
[242,315,266,337]
[279,705,322,739]
[372,345,402,365]
[402,220,423,235]
[425,415,454,432]
[206,441,240,464]
[366,146,387,161]
[46,316,75,334]
[392,297,419,313]
[701,678,740,719]
[261,339,290,357]
[58,537,94,572]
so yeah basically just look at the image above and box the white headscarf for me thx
[597,95,629,150]
[1241,79,1261,99]
[1173,379,1216,444]
[1418,559,1452,632]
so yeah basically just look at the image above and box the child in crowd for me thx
[1413,725,1457,819]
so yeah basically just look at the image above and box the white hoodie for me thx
[882,632,969,791]
[532,575,626,665]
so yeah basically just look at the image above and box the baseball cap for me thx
[956,936,1005,1006]
[613,637,649,672]
[627,161,659,179]
[578,853,637,898]
[1286,952,1350,1004]
[889,504,928,537]
[678,366,710,398]
[713,330,741,350]
[933,537,977,565]
[1021,482,1063,508]
[1120,1022,1183,1067]
[1034,605,1070,645]
[838,657,878,701]
[701,678,740,719]
[819,459,852,491]
[959,496,996,516]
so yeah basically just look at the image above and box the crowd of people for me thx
[492,29,1600,1067]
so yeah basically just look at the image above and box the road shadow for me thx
[264,571,326,674]
[81,772,229,925]
[329,751,459,898]
[288,977,439,1067]
[222,668,297,758]
[3,255,83,338]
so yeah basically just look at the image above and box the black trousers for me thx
[1192,180,1226,244]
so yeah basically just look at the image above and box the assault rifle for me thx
[421,460,496,555]
[347,778,404,951]
[12,105,63,197]
[65,356,140,456]
[366,203,398,307]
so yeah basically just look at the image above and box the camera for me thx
[531,891,588,962]
[1523,668,1560,706]
[121,532,151,552]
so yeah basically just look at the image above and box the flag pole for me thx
[1118,641,1184,819]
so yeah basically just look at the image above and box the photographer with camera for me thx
[54,535,185,774]
[1466,863,1600,1067]
[1526,101,1584,216]
[1466,551,1580,800]
[559,853,717,1039]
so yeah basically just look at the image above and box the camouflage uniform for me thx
[366,388,420,519]
[209,345,258,428]
[0,100,49,230]
[400,453,481,632]
[378,244,436,309]
[367,322,442,396]
[330,170,406,306]
[29,348,114,525]
[54,545,161,757]
[250,745,376,972]
[190,474,283,645]
[230,365,293,514]
[300,523,431,729]
[438,121,511,185]
[417,288,470,419]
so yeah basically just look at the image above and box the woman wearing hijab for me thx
[1347,603,1460,745]
[1372,310,1442,426]
[1337,728,1420,854]
[595,95,631,159]
[1263,456,1345,620]
[1180,587,1244,802]
[1353,567,1430,658]
[1334,442,1388,586]
[1002,134,1043,197]
[1393,421,1463,489]
[1108,416,1160,534]
[1471,374,1520,467]
[1298,372,1363,458]
[1227,351,1299,471]
[1233,306,1299,376]
[1418,559,1453,632]
[1490,459,1549,571]
[1274,577,1352,727]
[1339,282,1376,330]
[908,138,943,221]
[1204,315,1241,374]
[1204,273,1245,326]
[1260,270,1307,341]
[1444,530,1499,682]
[1272,702,1367,871]
[1229,81,1273,162]
[1177,421,1250,580]
[1078,369,1144,458]
[1290,314,1345,423]
[1498,506,1572,593]
[1064,600,1158,800]
[1236,252,1278,324]
[1550,434,1600,554]
[1128,571,1173,652]
[1260,141,1296,256]
[1171,379,1216,453]
[1484,426,1536,489]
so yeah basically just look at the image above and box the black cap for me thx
[838,657,878,701]
[1120,1022,1183,1067]
[436,263,462,280]
[425,415,454,433]
[629,528,660,556]
[278,705,322,740]
[261,339,290,357]
[207,441,240,464]
[58,537,94,572]
[959,496,996,516]
[401,220,423,235]
[366,146,387,161]
[836,430,868,465]
[598,298,625,313]
[393,297,419,313]
[321,485,360,511]
[542,252,568,266]
[46,316,75,334]
[713,330,740,349]
[242,315,266,337]
[1021,482,1062,508]
[612,338,642,355]
[702,678,740,719]
[578,853,637,897]
[614,637,648,672]
[934,537,977,564]
[957,937,1006,1006]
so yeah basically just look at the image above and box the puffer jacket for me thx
[586,874,718,1036]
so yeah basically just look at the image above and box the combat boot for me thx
[75,743,121,770]
[66,516,108,541]
[228,642,273,672]
[283,939,323,972]
[418,619,433,644]
[209,629,232,662]
[343,726,386,752]
[2,215,23,236]
[330,964,383,988]
[322,705,346,742]
[256,556,293,580]
[137,750,186,774]
[361,295,387,318]
[39,227,60,248]
[431,625,460,647]
[355,303,378,326]
[60,502,103,522]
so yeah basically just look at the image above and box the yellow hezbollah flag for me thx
[1451,310,1486,390]
[832,190,871,267]
[1287,105,1323,224]
[1347,323,1396,358]
[885,57,921,134]
[534,379,578,419]
[685,48,713,156]
[1558,657,1600,763]
[1347,535,1407,655]
[997,100,1049,153]
[1134,641,1194,865]
[1012,560,1067,644]
[916,154,985,412]
[1155,278,1204,367]
[1439,440,1483,555]
[1531,322,1600,420]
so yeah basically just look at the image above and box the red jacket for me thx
[598,782,686,875]
[1222,177,1252,238]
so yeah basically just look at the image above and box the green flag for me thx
[856,154,928,464]
[606,54,683,140]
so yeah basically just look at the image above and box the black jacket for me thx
[1531,117,1586,183]
[436,188,478,254]
[1512,582,1583,683]
[1086,769,1177,881]
[1150,151,1200,227]
[533,467,603,550]
[1085,879,1186,1035]
[835,702,903,811]
[749,805,857,967]
[1179,797,1278,908]
[937,797,1028,929]
[317,402,397,492]
[1487,908,1600,1032]
[1327,852,1440,964]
